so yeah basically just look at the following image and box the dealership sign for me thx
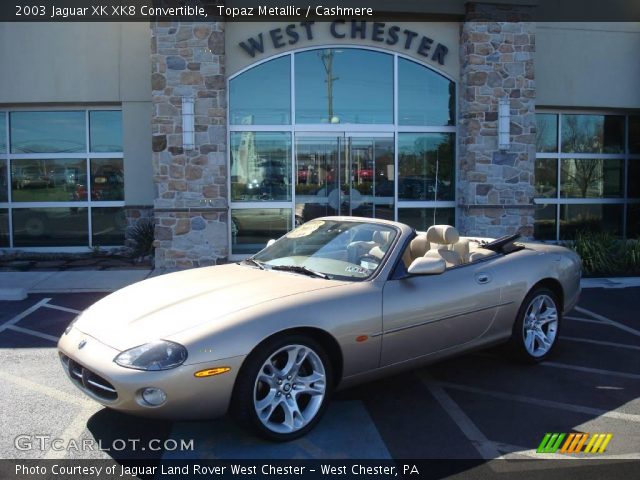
[239,21,449,65]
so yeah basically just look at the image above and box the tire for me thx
[509,287,561,363]
[231,335,333,442]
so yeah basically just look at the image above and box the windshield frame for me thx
[248,218,402,282]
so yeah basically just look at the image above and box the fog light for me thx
[141,387,166,406]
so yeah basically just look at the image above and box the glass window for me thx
[398,58,454,126]
[230,56,291,125]
[534,204,557,241]
[231,208,292,254]
[536,114,558,153]
[630,116,640,154]
[559,204,623,240]
[90,111,123,152]
[398,208,455,231]
[11,159,86,202]
[90,159,124,201]
[627,204,640,238]
[12,207,88,247]
[398,133,455,201]
[10,111,86,153]
[534,158,557,198]
[629,161,640,198]
[0,209,8,247]
[561,114,624,154]
[0,112,6,153]
[230,132,291,202]
[560,159,623,198]
[0,160,7,203]
[295,49,393,124]
[92,207,126,246]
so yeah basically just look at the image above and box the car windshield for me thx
[251,220,398,281]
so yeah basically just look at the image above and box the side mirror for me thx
[407,256,446,275]
[266,239,276,247]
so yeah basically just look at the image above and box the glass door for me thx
[295,134,395,223]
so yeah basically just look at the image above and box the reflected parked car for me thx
[73,166,124,201]
[12,166,49,189]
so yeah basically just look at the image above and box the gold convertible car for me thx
[58,217,581,441]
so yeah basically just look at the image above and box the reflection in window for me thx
[629,161,640,198]
[559,204,623,240]
[0,160,7,203]
[295,49,393,124]
[561,114,624,154]
[231,208,292,254]
[0,209,8,247]
[90,111,123,152]
[630,116,640,154]
[11,159,86,202]
[12,207,88,247]
[398,208,455,232]
[90,159,124,201]
[535,114,558,153]
[398,134,455,201]
[230,132,291,202]
[398,58,454,126]
[534,204,556,241]
[10,111,86,153]
[0,112,6,153]
[92,207,126,246]
[230,56,291,125]
[534,159,557,198]
[560,159,623,198]
[628,204,640,238]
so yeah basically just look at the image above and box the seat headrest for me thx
[426,225,459,245]
[409,235,430,258]
[373,230,391,245]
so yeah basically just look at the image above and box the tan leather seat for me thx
[424,225,463,267]
[402,234,430,267]
[467,247,496,262]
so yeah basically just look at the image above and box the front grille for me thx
[60,353,118,401]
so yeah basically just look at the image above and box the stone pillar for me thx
[151,21,227,270]
[458,2,536,238]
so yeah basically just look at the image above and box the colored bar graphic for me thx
[538,433,612,454]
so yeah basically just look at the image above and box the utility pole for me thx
[319,50,339,119]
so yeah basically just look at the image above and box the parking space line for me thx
[418,372,502,460]
[435,381,640,423]
[44,405,95,460]
[575,306,640,337]
[564,316,607,325]
[0,297,51,332]
[7,325,58,343]
[561,335,640,351]
[43,303,82,315]
[0,368,93,408]
[542,362,640,380]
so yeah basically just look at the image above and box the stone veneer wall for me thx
[150,21,228,269]
[457,2,536,238]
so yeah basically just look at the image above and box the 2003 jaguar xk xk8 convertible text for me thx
[59,217,581,441]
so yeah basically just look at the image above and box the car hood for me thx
[74,263,345,351]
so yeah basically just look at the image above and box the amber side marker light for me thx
[194,367,231,377]
[356,335,369,343]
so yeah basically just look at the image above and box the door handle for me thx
[475,272,491,284]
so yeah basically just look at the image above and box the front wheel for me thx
[509,287,561,363]
[231,335,333,441]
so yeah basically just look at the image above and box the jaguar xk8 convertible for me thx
[58,217,581,441]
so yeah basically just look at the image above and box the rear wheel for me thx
[231,335,333,441]
[509,287,561,363]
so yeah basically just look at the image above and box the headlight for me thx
[114,340,188,371]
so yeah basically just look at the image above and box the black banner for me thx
[1,459,639,480]
[0,0,639,22]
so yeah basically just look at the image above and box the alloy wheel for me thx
[522,294,558,357]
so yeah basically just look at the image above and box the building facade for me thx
[0,3,639,269]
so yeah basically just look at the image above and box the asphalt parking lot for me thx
[0,288,638,475]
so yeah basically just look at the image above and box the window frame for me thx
[227,46,458,259]
[0,106,125,250]
[534,110,638,241]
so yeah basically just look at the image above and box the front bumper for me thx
[57,327,246,420]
